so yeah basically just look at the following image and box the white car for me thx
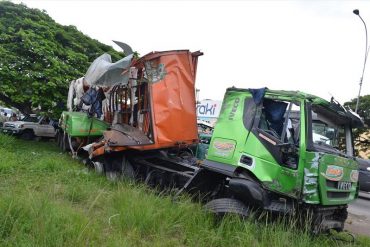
[2,115,57,140]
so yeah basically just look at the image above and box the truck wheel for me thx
[122,156,136,179]
[21,130,34,140]
[205,198,249,218]
[93,161,104,175]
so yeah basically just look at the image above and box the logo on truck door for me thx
[212,138,236,159]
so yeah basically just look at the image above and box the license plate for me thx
[337,181,352,190]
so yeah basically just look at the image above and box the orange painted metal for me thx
[91,50,202,157]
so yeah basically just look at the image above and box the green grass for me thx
[0,134,369,247]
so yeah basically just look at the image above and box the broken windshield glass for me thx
[311,106,349,154]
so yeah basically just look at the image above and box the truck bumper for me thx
[1,127,22,135]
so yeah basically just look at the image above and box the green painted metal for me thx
[206,88,359,206]
[316,153,358,205]
[60,111,109,137]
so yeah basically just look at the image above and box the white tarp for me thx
[84,53,133,87]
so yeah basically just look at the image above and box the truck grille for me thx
[327,192,350,199]
[326,180,353,199]
[4,123,15,128]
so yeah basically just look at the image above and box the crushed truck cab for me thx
[58,45,362,233]
[194,88,363,232]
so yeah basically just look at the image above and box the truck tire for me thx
[93,161,104,175]
[122,156,136,179]
[205,198,249,218]
[21,130,34,140]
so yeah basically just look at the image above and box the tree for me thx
[0,2,124,117]
[344,95,370,158]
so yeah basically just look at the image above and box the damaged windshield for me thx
[311,106,350,154]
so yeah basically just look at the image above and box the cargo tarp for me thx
[85,53,133,86]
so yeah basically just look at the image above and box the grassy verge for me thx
[0,134,369,246]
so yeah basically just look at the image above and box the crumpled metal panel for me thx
[149,51,199,146]
[91,50,201,156]
[303,152,321,204]
[105,123,153,146]
[84,53,133,86]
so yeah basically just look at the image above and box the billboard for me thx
[196,100,222,118]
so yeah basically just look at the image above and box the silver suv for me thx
[2,115,57,140]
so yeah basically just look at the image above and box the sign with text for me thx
[196,100,222,118]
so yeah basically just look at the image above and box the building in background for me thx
[196,99,222,126]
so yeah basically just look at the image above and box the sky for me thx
[13,0,370,104]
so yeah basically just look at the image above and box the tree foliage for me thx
[344,95,370,158]
[0,1,124,117]
[343,95,370,126]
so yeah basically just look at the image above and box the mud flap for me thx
[175,168,224,200]
[228,178,270,208]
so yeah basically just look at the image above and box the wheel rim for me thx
[94,161,104,174]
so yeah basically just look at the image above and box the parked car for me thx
[197,119,213,135]
[2,114,57,140]
[358,158,370,193]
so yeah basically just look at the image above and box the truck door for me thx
[241,98,302,198]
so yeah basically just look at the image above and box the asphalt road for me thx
[345,192,370,236]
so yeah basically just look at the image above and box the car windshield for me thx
[311,106,349,154]
[21,116,40,123]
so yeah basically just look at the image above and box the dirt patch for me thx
[345,213,370,237]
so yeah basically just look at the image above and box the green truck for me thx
[56,111,109,153]
[59,85,363,233]
[183,87,363,233]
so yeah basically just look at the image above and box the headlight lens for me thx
[367,167,370,172]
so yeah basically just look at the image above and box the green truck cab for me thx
[193,88,363,232]
[56,111,109,152]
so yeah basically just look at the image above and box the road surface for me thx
[345,192,370,236]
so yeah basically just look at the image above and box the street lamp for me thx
[353,9,369,113]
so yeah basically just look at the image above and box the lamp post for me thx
[353,9,369,113]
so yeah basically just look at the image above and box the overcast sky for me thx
[14,0,370,105]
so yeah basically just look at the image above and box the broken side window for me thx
[255,98,301,169]
[311,106,350,155]
[258,99,300,145]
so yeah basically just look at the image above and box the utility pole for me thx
[353,9,369,113]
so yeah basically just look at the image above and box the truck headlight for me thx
[16,124,23,128]
[367,167,370,172]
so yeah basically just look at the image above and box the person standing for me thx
[0,113,8,127]
[10,113,17,121]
